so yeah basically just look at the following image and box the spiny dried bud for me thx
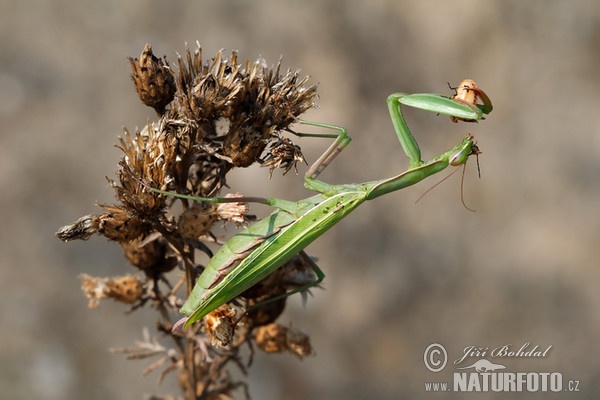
[97,205,151,242]
[80,274,145,308]
[113,124,175,217]
[177,202,218,239]
[121,236,177,274]
[261,137,307,177]
[223,117,269,167]
[202,305,237,347]
[55,214,100,242]
[169,43,318,171]
[174,48,243,123]
[221,60,318,168]
[255,323,313,359]
[129,44,176,115]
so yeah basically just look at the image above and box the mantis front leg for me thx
[140,82,490,206]
[387,89,489,168]
[297,86,488,178]
[295,121,351,179]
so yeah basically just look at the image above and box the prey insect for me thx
[140,86,492,329]
[447,79,493,123]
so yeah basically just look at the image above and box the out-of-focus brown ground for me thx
[2,1,599,399]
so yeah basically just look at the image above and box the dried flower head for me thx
[177,202,218,240]
[202,305,238,347]
[54,214,99,242]
[261,137,307,178]
[80,274,145,308]
[121,236,178,275]
[255,323,313,359]
[170,44,318,170]
[215,193,251,226]
[129,44,176,115]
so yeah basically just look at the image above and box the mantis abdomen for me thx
[180,190,366,322]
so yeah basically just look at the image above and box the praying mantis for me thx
[144,82,492,328]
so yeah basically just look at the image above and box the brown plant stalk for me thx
[56,43,319,399]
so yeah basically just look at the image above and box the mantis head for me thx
[450,134,481,167]
[415,134,481,211]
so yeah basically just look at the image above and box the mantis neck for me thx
[365,158,449,200]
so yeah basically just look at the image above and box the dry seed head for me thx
[246,295,287,327]
[202,305,237,347]
[170,43,318,171]
[174,48,242,123]
[55,214,100,242]
[121,236,177,274]
[95,204,150,242]
[255,323,313,359]
[286,326,314,359]
[80,274,145,308]
[177,202,218,240]
[113,124,176,217]
[261,137,307,178]
[215,193,250,226]
[128,44,176,115]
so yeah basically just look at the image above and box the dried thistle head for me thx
[215,193,251,226]
[55,214,99,242]
[202,305,238,347]
[261,137,307,178]
[122,236,178,275]
[170,44,318,170]
[177,202,218,240]
[80,274,145,308]
[129,44,176,116]
[96,205,151,242]
[113,123,176,216]
[255,323,313,359]
[221,59,318,167]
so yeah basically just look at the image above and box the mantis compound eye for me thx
[450,135,477,166]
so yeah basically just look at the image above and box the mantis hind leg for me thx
[293,120,351,179]
[244,251,325,318]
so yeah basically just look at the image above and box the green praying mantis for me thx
[144,81,492,329]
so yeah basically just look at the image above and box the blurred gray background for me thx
[2,1,599,399]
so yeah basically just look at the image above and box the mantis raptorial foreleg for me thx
[137,82,492,329]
